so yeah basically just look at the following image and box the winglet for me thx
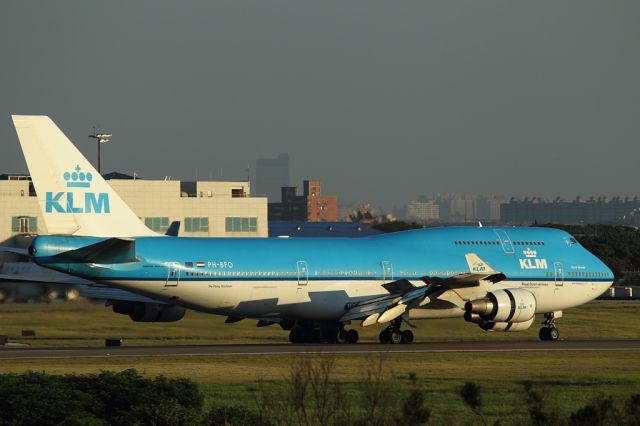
[465,253,497,274]
[165,221,181,236]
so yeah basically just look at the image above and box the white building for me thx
[406,201,440,221]
[0,174,268,246]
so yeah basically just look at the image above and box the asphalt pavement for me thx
[1,339,639,360]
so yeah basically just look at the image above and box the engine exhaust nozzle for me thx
[464,298,494,315]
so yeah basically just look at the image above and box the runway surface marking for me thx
[1,339,640,360]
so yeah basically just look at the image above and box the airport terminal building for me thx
[0,173,268,245]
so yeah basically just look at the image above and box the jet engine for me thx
[478,317,535,332]
[112,302,186,322]
[464,288,536,326]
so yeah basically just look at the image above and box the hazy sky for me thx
[1,1,638,210]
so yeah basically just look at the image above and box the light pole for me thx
[88,132,112,174]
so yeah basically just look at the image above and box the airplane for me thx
[3,115,614,343]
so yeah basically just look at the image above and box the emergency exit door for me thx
[554,261,564,287]
[297,260,308,286]
[165,262,180,287]
[382,260,393,282]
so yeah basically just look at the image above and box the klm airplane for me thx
[5,116,614,344]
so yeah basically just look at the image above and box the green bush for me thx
[0,370,202,426]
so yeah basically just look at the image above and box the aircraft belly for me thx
[104,279,384,320]
[535,280,612,312]
[240,279,384,320]
[288,279,381,319]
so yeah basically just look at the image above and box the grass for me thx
[0,300,639,424]
[1,351,638,424]
[1,299,639,347]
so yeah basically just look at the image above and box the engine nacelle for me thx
[112,302,186,322]
[465,288,536,323]
[480,317,535,332]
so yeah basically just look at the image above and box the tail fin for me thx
[12,115,156,237]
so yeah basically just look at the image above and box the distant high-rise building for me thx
[254,154,290,201]
[407,194,506,223]
[269,180,338,222]
[500,196,640,225]
[406,201,439,221]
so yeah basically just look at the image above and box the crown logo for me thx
[64,165,93,188]
[523,248,537,258]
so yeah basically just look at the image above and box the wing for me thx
[340,253,505,326]
[0,273,91,285]
[80,285,166,304]
[0,246,30,257]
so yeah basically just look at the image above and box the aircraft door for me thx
[554,262,564,287]
[297,261,308,286]
[382,260,393,282]
[165,262,180,287]
[494,229,515,254]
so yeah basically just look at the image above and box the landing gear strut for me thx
[539,312,560,341]
[379,318,414,344]
[288,321,359,344]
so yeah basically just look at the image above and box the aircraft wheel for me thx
[289,328,303,344]
[390,330,402,344]
[539,327,550,341]
[306,329,322,343]
[401,329,414,344]
[336,329,347,344]
[548,327,560,341]
[345,329,359,344]
[379,329,391,344]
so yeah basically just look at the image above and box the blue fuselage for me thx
[32,226,613,320]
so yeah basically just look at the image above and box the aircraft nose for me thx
[595,257,615,286]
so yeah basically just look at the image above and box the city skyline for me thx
[2,2,639,210]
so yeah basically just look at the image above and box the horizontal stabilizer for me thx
[51,238,137,264]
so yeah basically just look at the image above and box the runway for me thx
[1,339,640,360]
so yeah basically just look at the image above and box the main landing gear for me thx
[379,318,414,344]
[288,321,359,344]
[539,312,560,341]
